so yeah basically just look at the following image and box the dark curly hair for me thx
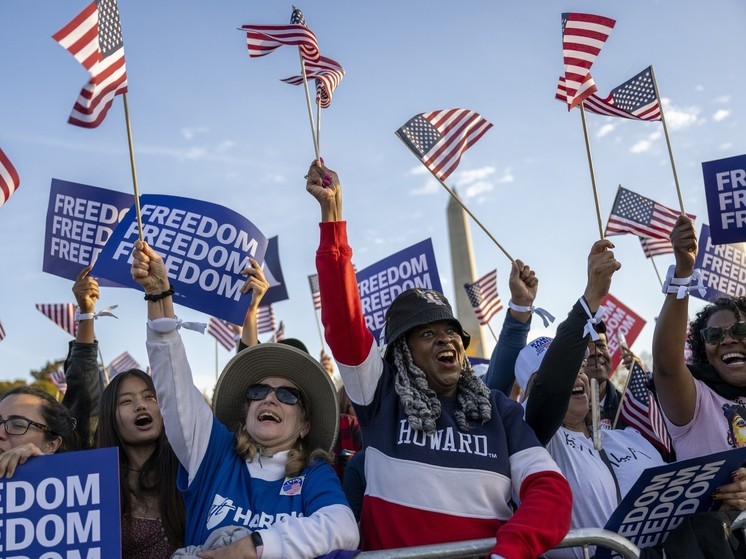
[688,297,746,364]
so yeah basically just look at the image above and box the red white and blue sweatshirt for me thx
[316,221,572,559]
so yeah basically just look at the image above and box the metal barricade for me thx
[357,528,640,559]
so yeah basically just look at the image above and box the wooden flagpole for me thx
[649,65,686,214]
[395,134,514,263]
[316,101,321,158]
[579,103,605,239]
[122,93,144,241]
[486,322,498,344]
[298,55,320,160]
[313,307,325,349]
[650,257,664,288]
[98,346,110,385]
[214,338,219,380]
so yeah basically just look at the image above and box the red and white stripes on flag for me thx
[274,321,285,342]
[605,186,693,240]
[0,321,6,342]
[396,109,493,181]
[36,304,77,336]
[640,237,673,259]
[208,317,237,351]
[561,12,615,108]
[108,351,141,377]
[53,0,128,128]
[619,362,671,453]
[257,305,276,335]
[464,270,503,326]
[240,24,320,63]
[281,55,345,108]
[308,274,321,310]
[0,147,21,208]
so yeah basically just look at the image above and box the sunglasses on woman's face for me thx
[701,322,746,345]
[246,384,302,405]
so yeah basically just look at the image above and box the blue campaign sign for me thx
[261,236,290,306]
[693,223,746,302]
[92,194,269,325]
[597,446,746,557]
[43,179,134,287]
[0,447,120,559]
[356,238,442,346]
[702,154,746,245]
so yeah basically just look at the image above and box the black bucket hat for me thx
[383,288,470,360]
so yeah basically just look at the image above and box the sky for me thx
[0,1,744,394]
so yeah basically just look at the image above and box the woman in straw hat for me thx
[306,160,571,558]
[130,240,358,559]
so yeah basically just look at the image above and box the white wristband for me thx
[662,265,706,299]
[508,300,555,327]
[579,297,606,341]
[147,316,207,334]
[75,305,119,323]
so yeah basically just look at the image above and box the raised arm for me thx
[526,239,619,444]
[652,215,698,426]
[236,258,269,351]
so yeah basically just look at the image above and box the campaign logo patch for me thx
[206,493,236,529]
[280,476,305,496]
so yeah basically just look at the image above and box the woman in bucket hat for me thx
[306,160,571,558]
[130,240,358,559]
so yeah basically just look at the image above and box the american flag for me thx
[108,351,141,378]
[396,109,492,181]
[281,56,345,108]
[257,305,276,335]
[240,6,320,65]
[208,317,237,351]
[0,321,5,342]
[0,147,21,208]
[561,12,616,108]
[36,304,77,336]
[53,0,128,128]
[50,369,68,396]
[555,74,660,121]
[605,187,683,240]
[274,321,285,342]
[464,270,503,325]
[619,362,671,453]
[640,237,673,259]
[308,274,321,310]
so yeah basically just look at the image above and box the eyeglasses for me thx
[701,322,746,345]
[0,415,58,437]
[246,384,302,405]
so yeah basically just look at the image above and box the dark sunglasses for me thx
[246,384,302,405]
[701,322,746,345]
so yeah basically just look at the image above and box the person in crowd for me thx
[306,159,571,558]
[516,240,665,558]
[333,386,362,482]
[130,240,359,558]
[582,321,622,427]
[64,266,186,558]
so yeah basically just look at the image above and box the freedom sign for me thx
[597,446,746,557]
[43,179,133,286]
[0,447,120,559]
[93,194,268,325]
[600,293,646,373]
[356,239,442,346]
[261,236,290,306]
[702,154,746,245]
[693,223,746,302]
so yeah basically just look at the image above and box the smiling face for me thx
[405,320,465,397]
[115,375,162,447]
[585,333,611,384]
[245,377,309,452]
[0,394,61,454]
[704,310,746,386]
[564,371,591,430]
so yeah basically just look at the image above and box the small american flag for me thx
[257,305,276,335]
[0,321,6,342]
[208,317,237,351]
[240,6,320,64]
[308,274,321,310]
[561,12,616,108]
[108,351,141,378]
[396,109,492,181]
[53,0,128,128]
[619,362,671,453]
[274,321,285,342]
[36,304,77,336]
[640,237,673,259]
[281,55,345,108]
[605,187,684,240]
[50,369,68,396]
[0,147,21,208]
[464,270,503,326]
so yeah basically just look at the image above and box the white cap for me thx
[515,337,553,392]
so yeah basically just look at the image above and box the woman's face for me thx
[704,310,746,387]
[405,320,465,397]
[115,375,163,447]
[564,371,590,426]
[0,394,61,454]
[245,377,309,452]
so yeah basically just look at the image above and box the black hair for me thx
[688,297,746,365]
[2,386,79,452]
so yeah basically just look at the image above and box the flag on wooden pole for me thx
[605,186,690,240]
[0,147,20,208]
[257,305,276,335]
[108,351,141,377]
[36,304,77,336]
[619,362,672,453]
[208,317,237,351]
[464,270,503,325]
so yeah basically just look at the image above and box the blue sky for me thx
[1,1,744,392]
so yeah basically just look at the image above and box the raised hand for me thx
[130,240,169,295]
[508,259,538,308]
[671,215,698,276]
[306,159,342,222]
[584,239,621,309]
[240,258,270,309]
[72,266,99,314]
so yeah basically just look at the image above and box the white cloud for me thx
[720,142,734,151]
[455,166,495,185]
[495,168,514,184]
[215,140,236,152]
[715,95,731,104]
[629,131,662,154]
[180,126,208,140]
[408,165,429,176]
[713,109,731,122]
[464,180,494,198]
[597,123,615,139]
[694,84,704,92]
[660,98,700,130]
[410,178,439,196]
[262,173,286,183]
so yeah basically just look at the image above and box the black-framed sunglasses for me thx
[246,384,302,405]
[0,415,58,437]
[701,322,746,345]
